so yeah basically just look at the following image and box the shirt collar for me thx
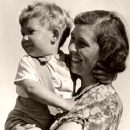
[37,50,64,63]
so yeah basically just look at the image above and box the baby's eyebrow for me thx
[26,27,32,30]
[21,29,24,33]
[71,32,74,36]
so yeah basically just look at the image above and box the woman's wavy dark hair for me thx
[74,10,129,74]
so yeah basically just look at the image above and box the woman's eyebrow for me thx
[79,37,86,42]
[78,37,90,46]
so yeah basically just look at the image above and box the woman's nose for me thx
[68,42,77,52]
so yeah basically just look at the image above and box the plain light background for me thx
[0,0,130,130]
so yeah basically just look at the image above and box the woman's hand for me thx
[93,63,117,84]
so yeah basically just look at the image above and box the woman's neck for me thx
[81,74,97,90]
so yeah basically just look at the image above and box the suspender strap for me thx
[65,54,78,95]
[32,57,55,92]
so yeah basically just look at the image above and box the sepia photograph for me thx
[1,0,130,130]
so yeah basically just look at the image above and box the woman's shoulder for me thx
[76,83,115,97]
[87,83,120,102]
[76,83,123,118]
[94,83,116,95]
[76,83,121,104]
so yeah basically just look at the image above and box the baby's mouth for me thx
[24,43,33,48]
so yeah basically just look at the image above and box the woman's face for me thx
[68,24,99,77]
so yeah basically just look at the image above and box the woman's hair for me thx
[19,1,73,47]
[74,10,129,74]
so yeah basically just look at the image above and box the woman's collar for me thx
[75,82,100,98]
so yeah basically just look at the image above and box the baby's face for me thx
[21,18,56,57]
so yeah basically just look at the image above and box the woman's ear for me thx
[51,28,60,43]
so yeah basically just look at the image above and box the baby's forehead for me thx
[21,18,41,27]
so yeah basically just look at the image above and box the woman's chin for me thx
[70,61,82,74]
[70,65,80,75]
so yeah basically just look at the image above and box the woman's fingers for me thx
[11,124,41,130]
[24,124,36,129]
[11,124,25,130]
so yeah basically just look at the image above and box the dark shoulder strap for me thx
[64,53,70,69]
[32,57,55,92]
[64,54,79,96]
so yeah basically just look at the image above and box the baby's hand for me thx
[67,100,77,111]
[12,124,41,130]
[93,63,116,84]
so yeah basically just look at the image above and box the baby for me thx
[5,2,114,130]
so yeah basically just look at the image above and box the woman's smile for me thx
[71,55,82,62]
[69,24,99,76]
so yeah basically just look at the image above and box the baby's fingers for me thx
[96,63,107,70]
[98,80,112,84]
[93,70,108,75]
[94,75,108,80]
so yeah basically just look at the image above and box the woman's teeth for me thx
[72,57,81,62]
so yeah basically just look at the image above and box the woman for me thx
[50,10,129,130]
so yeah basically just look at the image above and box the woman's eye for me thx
[81,41,86,46]
[79,41,88,48]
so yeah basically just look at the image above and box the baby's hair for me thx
[19,1,73,47]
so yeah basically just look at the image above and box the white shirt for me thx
[14,52,74,99]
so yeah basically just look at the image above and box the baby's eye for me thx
[28,29,35,34]
[21,32,25,36]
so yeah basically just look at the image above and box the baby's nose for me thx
[23,35,29,41]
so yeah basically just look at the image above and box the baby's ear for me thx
[51,28,60,43]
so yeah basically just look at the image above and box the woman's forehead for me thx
[72,24,95,41]
[72,24,94,35]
